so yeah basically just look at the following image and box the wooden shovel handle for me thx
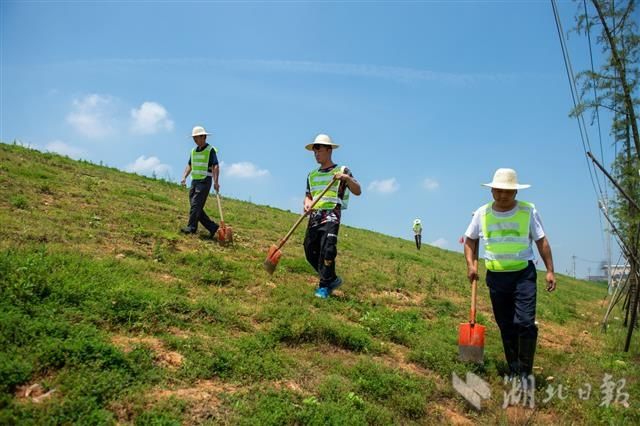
[470,278,478,325]
[276,176,338,250]
[469,238,479,324]
[215,192,225,223]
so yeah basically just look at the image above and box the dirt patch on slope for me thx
[111,335,184,369]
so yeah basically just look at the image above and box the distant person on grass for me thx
[303,134,361,299]
[413,218,423,250]
[180,126,220,239]
[464,168,556,390]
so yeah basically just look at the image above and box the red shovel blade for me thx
[216,222,233,244]
[458,322,485,363]
[263,244,282,274]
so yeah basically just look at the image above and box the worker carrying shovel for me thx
[413,218,423,250]
[179,126,220,239]
[303,134,361,299]
[464,168,556,391]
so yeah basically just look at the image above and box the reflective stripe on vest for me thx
[191,145,214,180]
[308,165,350,210]
[481,201,533,272]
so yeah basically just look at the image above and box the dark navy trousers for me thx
[486,261,538,340]
[187,179,218,234]
[304,222,339,287]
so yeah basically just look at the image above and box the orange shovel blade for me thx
[216,225,226,243]
[263,244,282,274]
[458,322,485,363]
[217,223,233,244]
[224,225,233,243]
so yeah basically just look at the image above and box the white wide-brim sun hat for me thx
[191,126,211,137]
[482,168,531,190]
[305,133,340,151]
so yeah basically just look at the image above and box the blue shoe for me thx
[314,287,329,299]
[327,276,343,293]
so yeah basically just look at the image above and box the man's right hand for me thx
[467,267,478,283]
[180,179,186,187]
[303,196,314,214]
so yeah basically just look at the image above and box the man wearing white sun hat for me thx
[303,133,361,299]
[180,126,220,238]
[412,218,423,250]
[464,168,556,391]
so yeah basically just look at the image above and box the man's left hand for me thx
[546,271,556,292]
[214,182,220,193]
[334,173,348,182]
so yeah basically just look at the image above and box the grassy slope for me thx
[0,142,638,425]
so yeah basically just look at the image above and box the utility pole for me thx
[572,255,576,278]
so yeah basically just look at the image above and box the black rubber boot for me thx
[518,338,537,392]
[502,339,519,380]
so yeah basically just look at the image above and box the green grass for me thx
[0,142,638,424]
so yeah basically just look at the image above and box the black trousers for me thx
[486,261,538,340]
[187,180,218,233]
[303,222,339,287]
[414,234,422,250]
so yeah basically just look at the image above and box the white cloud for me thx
[224,162,270,179]
[430,238,448,249]
[126,155,172,177]
[130,101,174,134]
[423,178,440,191]
[368,178,399,194]
[66,94,115,139]
[45,140,85,159]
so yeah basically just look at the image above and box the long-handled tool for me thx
[215,192,233,244]
[458,277,486,363]
[459,238,485,362]
[263,176,337,274]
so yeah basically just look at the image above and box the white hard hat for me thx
[305,134,340,151]
[191,126,211,137]
[413,218,421,224]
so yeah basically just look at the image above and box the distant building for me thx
[587,274,608,282]
[602,264,630,282]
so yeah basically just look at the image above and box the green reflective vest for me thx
[308,165,350,210]
[413,223,422,233]
[481,201,534,272]
[190,145,216,180]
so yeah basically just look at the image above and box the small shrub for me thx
[270,309,377,353]
[10,195,28,209]
[349,360,431,419]
[0,352,32,393]
[0,249,53,305]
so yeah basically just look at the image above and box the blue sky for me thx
[1,1,622,278]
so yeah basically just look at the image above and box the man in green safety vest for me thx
[464,168,556,392]
[303,134,361,299]
[413,218,423,250]
[180,126,220,238]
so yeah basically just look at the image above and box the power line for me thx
[583,0,609,201]
[582,0,614,269]
[574,256,604,264]
[551,0,614,279]
[550,0,606,201]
